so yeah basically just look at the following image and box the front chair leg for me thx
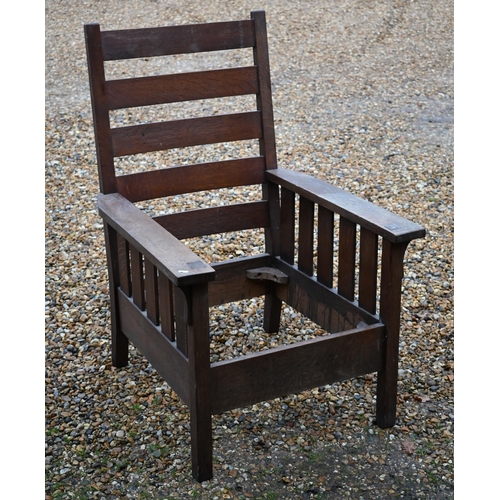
[103,223,129,367]
[182,283,213,482]
[376,240,408,428]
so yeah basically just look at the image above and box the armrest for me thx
[267,169,425,244]
[98,192,215,286]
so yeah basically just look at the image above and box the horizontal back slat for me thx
[153,201,269,239]
[101,20,256,61]
[116,157,266,202]
[111,111,262,157]
[106,67,259,109]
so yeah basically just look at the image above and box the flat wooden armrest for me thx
[267,169,425,243]
[98,193,215,286]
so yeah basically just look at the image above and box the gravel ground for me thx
[45,0,454,498]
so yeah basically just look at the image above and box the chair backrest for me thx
[84,11,279,244]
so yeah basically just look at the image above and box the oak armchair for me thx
[84,10,425,482]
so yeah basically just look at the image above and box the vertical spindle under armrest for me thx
[144,259,160,325]
[280,187,295,264]
[117,233,131,297]
[358,227,378,314]
[298,196,314,275]
[317,205,334,288]
[338,216,356,301]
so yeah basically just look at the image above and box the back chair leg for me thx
[263,289,282,333]
[376,240,408,428]
[183,283,213,482]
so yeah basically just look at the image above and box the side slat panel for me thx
[154,201,269,240]
[210,324,385,414]
[106,67,259,109]
[111,112,262,157]
[116,157,266,203]
[101,20,256,60]
[117,289,189,404]
[267,169,426,244]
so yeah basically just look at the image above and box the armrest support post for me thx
[376,239,410,427]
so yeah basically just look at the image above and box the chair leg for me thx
[111,323,129,368]
[184,283,213,482]
[263,289,282,333]
[104,223,129,367]
[376,240,408,428]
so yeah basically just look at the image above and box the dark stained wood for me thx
[111,111,262,157]
[116,157,265,203]
[263,286,283,333]
[173,286,189,357]
[376,240,409,428]
[158,272,175,341]
[298,196,314,275]
[252,10,281,282]
[210,323,385,414]
[86,12,426,483]
[252,10,277,171]
[106,66,259,109]
[273,258,379,333]
[104,223,129,367]
[98,192,215,286]
[338,217,356,301]
[117,289,189,403]
[358,227,378,314]
[317,205,334,288]
[154,201,269,240]
[117,232,131,297]
[262,182,283,331]
[279,187,295,264]
[100,20,256,60]
[208,255,270,306]
[186,283,213,481]
[267,169,426,243]
[84,23,116,193]
[144,259,159,325]
[262,179,281,256]
[130,246,145,310]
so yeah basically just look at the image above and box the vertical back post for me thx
[252,11,283,332]
[84,23,117,193]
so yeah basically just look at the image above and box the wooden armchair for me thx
[84,11,425,482]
